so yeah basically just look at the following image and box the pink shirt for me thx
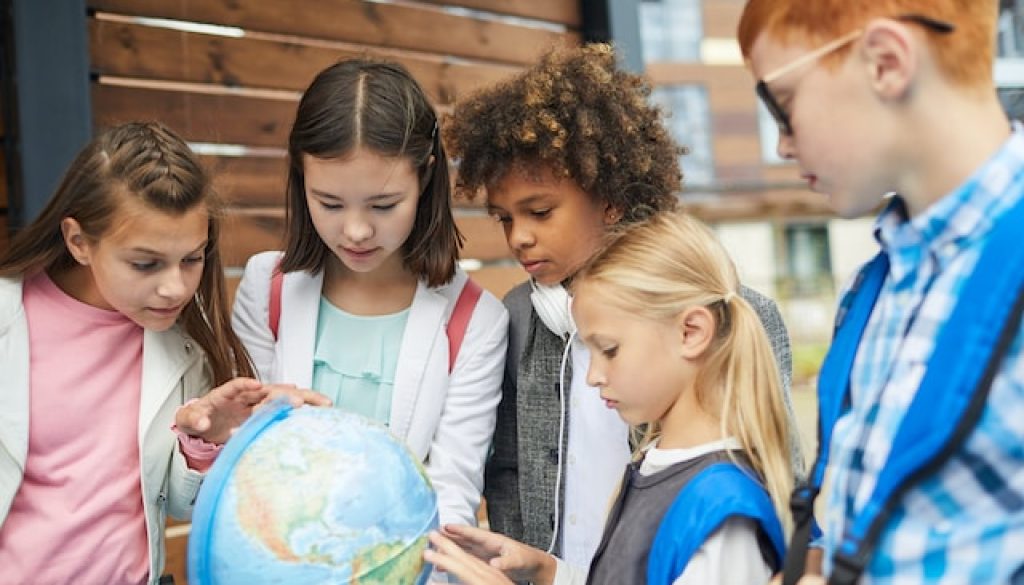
[0,273,149,584]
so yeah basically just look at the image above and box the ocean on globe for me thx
[188,401,439,584]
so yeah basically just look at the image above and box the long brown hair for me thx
[576,211,795,534]
[282,58,462,287]
[0,121,255,384]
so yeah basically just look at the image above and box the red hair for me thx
[738,0,997,89]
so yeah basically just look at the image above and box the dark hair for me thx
[0,121,255,384]
[282,58,461,287]
[444,43,684,225]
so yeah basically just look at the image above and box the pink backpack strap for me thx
[268,260,284,341]
[447,278,483,373]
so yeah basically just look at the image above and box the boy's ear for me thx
[603,204,623,225]
[61,217,91,266]
[860,18,918,101]
[675,306,715,359]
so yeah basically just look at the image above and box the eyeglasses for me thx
[756,14,955,137]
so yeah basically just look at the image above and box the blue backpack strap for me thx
[647,463,786,585]
[829,196,1024,584]
[781,251,889,585]
[783,195,1024,585]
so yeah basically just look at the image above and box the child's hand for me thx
[424,529,514,585]
[256,383,332,410]
[175,377,267,444]
[176,380,332,445]
[425,525,556,585]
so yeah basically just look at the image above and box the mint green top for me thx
[311,297,410,426]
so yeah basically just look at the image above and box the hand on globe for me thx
[424,526,556,585]
[256,383,333,411]
[176,379,331,444]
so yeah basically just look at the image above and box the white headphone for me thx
[529,278,576,554]
[529,280,576,339]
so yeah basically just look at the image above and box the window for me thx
[649,84,715,185]
[999,0,1024,58]
[781,224,833,297]
[998,86,1024,121]
[757,102,787,164]
[999,0,1024,120]
[638,0,702,62]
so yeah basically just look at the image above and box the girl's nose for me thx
[157,267,189,300]
[344,215,374,243]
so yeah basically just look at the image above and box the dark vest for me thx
[587,450,734,585]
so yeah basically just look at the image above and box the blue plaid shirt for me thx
[821,128,1024,584]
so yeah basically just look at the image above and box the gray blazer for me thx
[483,281,798,554]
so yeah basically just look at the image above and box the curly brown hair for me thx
[444,43,684,224]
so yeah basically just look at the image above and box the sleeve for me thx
[426,293,510,526]
[231,251,281,383]
[165,356,212,520]
[171,399,223,473]
[483,284,532,541]
[175,431,221,473]
[552,557,588,585]
[673,518,774,585]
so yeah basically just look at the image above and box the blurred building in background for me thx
[638,0,1024,352]
[637,0,866,349]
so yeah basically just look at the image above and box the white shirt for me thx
[553,438,773,585]
[559,337,630,566]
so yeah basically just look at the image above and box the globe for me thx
[188,401,439,584]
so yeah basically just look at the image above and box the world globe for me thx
[188,401,438,584]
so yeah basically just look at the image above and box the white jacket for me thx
[0,276,208,584]
[231,251,508,526]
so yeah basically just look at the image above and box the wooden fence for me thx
[86,0,583,304]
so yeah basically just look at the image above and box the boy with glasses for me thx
[739,1,1024,584]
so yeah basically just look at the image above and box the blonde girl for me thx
[426,211,794,585]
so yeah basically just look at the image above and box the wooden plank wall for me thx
[85,0,578,304]
[645,0,831,222]
[86,1,579,582]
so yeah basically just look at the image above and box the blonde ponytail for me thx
[713,295,795,535]
[576,210,795,535]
